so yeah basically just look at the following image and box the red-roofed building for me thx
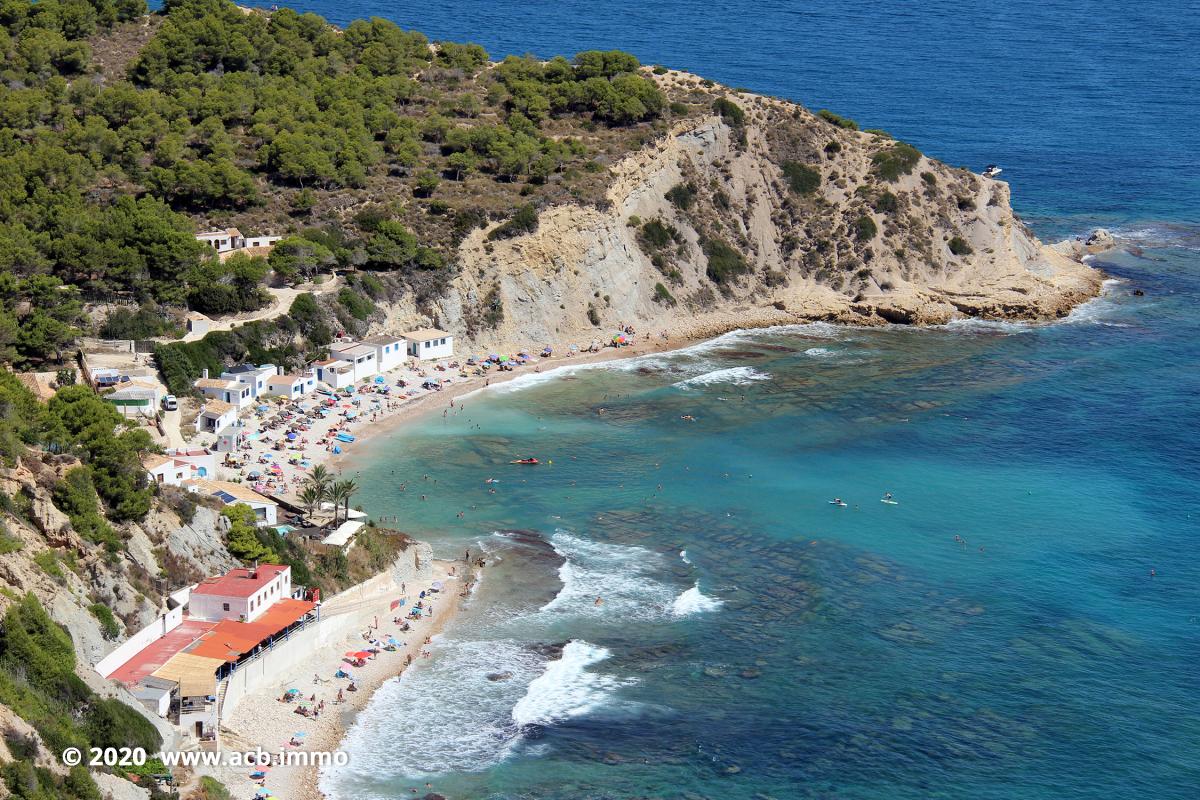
[189,565,291,623]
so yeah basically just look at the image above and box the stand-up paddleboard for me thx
[881,499,899,505]
[829,500,847,507]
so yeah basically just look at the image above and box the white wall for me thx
[94,605,184,677]
[409,337,453,360]
[218,543,432,721]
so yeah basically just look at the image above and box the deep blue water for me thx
[265,1,1200,798]
[268,0,1200,238]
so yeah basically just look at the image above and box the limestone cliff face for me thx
[421,83,1101,349]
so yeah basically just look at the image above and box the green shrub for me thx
[652,283,676,306]
[921,171,937,186]
[824,139,842,154]
[872,191,899,213]
[51,468,121,553]
[854,215,878,241]
[586,304,600,326]
[703,239,749,284]
[948,236,973,256]
[222,505,278,564]
[665,183,697,210]
[196,776,234,800]
[88,604,119,641]
[818,109,858,130]
[0,523,21,554]
[712,98,745,127]
[99,307,177,340]
[781,162,821,195]
[669,101,688,115]
[33,551,62,580]
[337,289,376,321]
[487,204,539,241]
[872,142,922,181]
[639,219,680,251]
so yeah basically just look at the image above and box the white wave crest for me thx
[511,640,631,728]
[672,583,724,617]
[541,532,677,620]
[679,549,691,565]
[674,366,770,389]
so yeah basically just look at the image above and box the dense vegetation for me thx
[0,594,161,781]
[0,0,679,370]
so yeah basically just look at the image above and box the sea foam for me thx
[511,640,631,728]
[541,532,677,620]
[672,582,724,616]
[674,366,770,389]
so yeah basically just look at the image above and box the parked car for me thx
[161,394,178,411]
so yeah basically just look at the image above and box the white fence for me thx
[94,605,184,678]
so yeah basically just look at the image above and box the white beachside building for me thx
[263,371,316,400]
[402,328,454,360]
[197,400,238,434]
[104,380,163,418]
[141,453,190,487]
[362,334,406,372]
[221,364,277,400]
[185,478,278,526]
[188,564,292,623]
[329,342,379,382]
[194,377,253,410]
[195,229,283,260]
[312,359,356,390]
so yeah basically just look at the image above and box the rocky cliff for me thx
[411,76,1102,348]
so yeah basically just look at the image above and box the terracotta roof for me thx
[192,565,288,599]
[189,478,276,507]
[267,374,304,386]
[196,378,236,390]
[402,328,451,340]
[141,453,172,471]
[200,400,235,416]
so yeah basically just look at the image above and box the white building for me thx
[362,334,406,372]
[185,312,211,337]
[105,380,163,418]
[185,478,278,526]
[197,400,238,434]
[195,229,283,259]
[195,377,253,409]
[329,342,379,382]
[221,364,277,400]
[166,449,216,479]
[402,328,454,360]
[142,453,189,487]
[188,564,292,624]
[263,372,316,400]
[312,359,356,390]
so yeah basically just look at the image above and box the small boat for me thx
[829,499,847,507]
[982,164,1002,178]
[510,457,540,465]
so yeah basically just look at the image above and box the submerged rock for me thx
[486,671,513,682]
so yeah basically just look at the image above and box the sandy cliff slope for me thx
[420,80,1101,349]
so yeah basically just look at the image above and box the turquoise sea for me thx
[290,1,1200,798]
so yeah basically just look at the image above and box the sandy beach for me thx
[210,319,753,503]
[197,557,476,800]
[188,313,789,800]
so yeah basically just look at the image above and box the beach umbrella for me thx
[286,432,297,441]
[431,580,444,591]
[285,688,299,695]
[247,470,261,479]
[293,731,307,738]
[374,375,385,383]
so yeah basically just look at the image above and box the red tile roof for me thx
[186,599,317,662]
[191,565,288,599]
[108,618,217,688]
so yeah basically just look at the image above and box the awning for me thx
[151,652,225,698]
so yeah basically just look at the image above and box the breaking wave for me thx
[541,531,678,620]
[512,640,632,728]
[672,583,724,616]
[674,366,770,389]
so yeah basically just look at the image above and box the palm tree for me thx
[327,480,351,526]
[297,485,322,523]
[338,477,359,525]
[307,464,332,495]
